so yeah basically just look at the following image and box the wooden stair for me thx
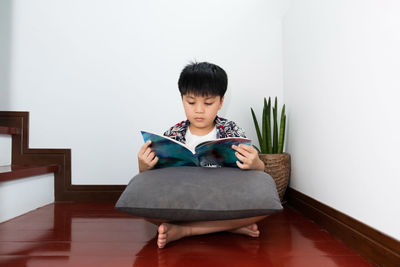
[0,164,59,182]
[1,111,124,202]
[0,124,59,182]
[0,126,19,135]
[0,112,70,200]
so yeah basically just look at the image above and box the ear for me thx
[218,96,224,110]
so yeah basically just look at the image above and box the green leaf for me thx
[251,107,264,153]
[278,105,286,153]
[266,97,272,153]
[262,97,267,153]
[273,97,278,153]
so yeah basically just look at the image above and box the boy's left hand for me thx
[232,144,265,171]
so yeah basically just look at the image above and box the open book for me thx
[141,131,251,168]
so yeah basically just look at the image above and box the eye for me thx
[188,102,195,105]
[205,102,214,106]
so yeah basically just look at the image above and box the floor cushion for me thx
[115,166,283,221]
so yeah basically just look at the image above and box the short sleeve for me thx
[232,122,247,138]
[163,127,173,137]
[222,120,247,138]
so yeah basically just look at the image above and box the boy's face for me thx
[182,93,224,135]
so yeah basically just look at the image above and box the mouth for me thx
[194,118,204,122]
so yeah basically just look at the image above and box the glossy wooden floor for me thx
[0,203,374,267]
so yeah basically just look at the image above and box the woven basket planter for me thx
[259,153,291,202]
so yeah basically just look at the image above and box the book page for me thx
[195,137,251,168]
[141,131,198,168]
[195,137,251,148]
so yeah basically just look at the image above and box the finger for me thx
[238,144,255,153]
[139,141,152,155]
[235,151,248,164]
[150,156,159,166]
[142,151,154,164]
[147,151,156,161]
[233,145,251,158]
[239,145,260,162]
[236,160,249,169]
[142,147,152,159]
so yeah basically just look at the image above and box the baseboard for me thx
[286,187,400,266]
[60,185,126,202]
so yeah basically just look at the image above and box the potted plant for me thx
[251,97,290,202]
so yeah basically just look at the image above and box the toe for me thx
[250,224,258,231]
[157,237,166,248]
[158,223,168,234]
[252,231,260,237]
[158,241,165,249]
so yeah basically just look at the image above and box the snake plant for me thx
[251,97,286,154]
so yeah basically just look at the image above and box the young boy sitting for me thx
[138,61,266,248]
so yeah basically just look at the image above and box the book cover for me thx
[141,131,251,168]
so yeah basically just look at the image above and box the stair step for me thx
[0,164,59,182]
[0,126,20,135]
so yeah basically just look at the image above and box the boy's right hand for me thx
[138,141,159,172]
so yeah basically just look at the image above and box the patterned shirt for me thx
[163,116,246,144]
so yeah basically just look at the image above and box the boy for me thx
[138,62,266,248]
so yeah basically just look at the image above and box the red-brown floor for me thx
[0,202,374,267]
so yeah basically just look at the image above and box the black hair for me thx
[178,61,228,98]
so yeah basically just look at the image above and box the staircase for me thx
[0,111,70,223]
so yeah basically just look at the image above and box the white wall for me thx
[283,0,400,240]
[3,0,288,185]
[2,0,399,242]
[0,135,12,166]
[0,173,54,223]
[0,0,12,110]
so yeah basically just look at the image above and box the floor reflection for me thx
[0,203,374,267]
[132,233,274,267]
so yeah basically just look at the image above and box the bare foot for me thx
[157,223,190,248]
[229,223,260,237]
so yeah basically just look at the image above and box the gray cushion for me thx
[115,166,283,221]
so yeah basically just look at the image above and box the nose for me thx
[195,103,205,113]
